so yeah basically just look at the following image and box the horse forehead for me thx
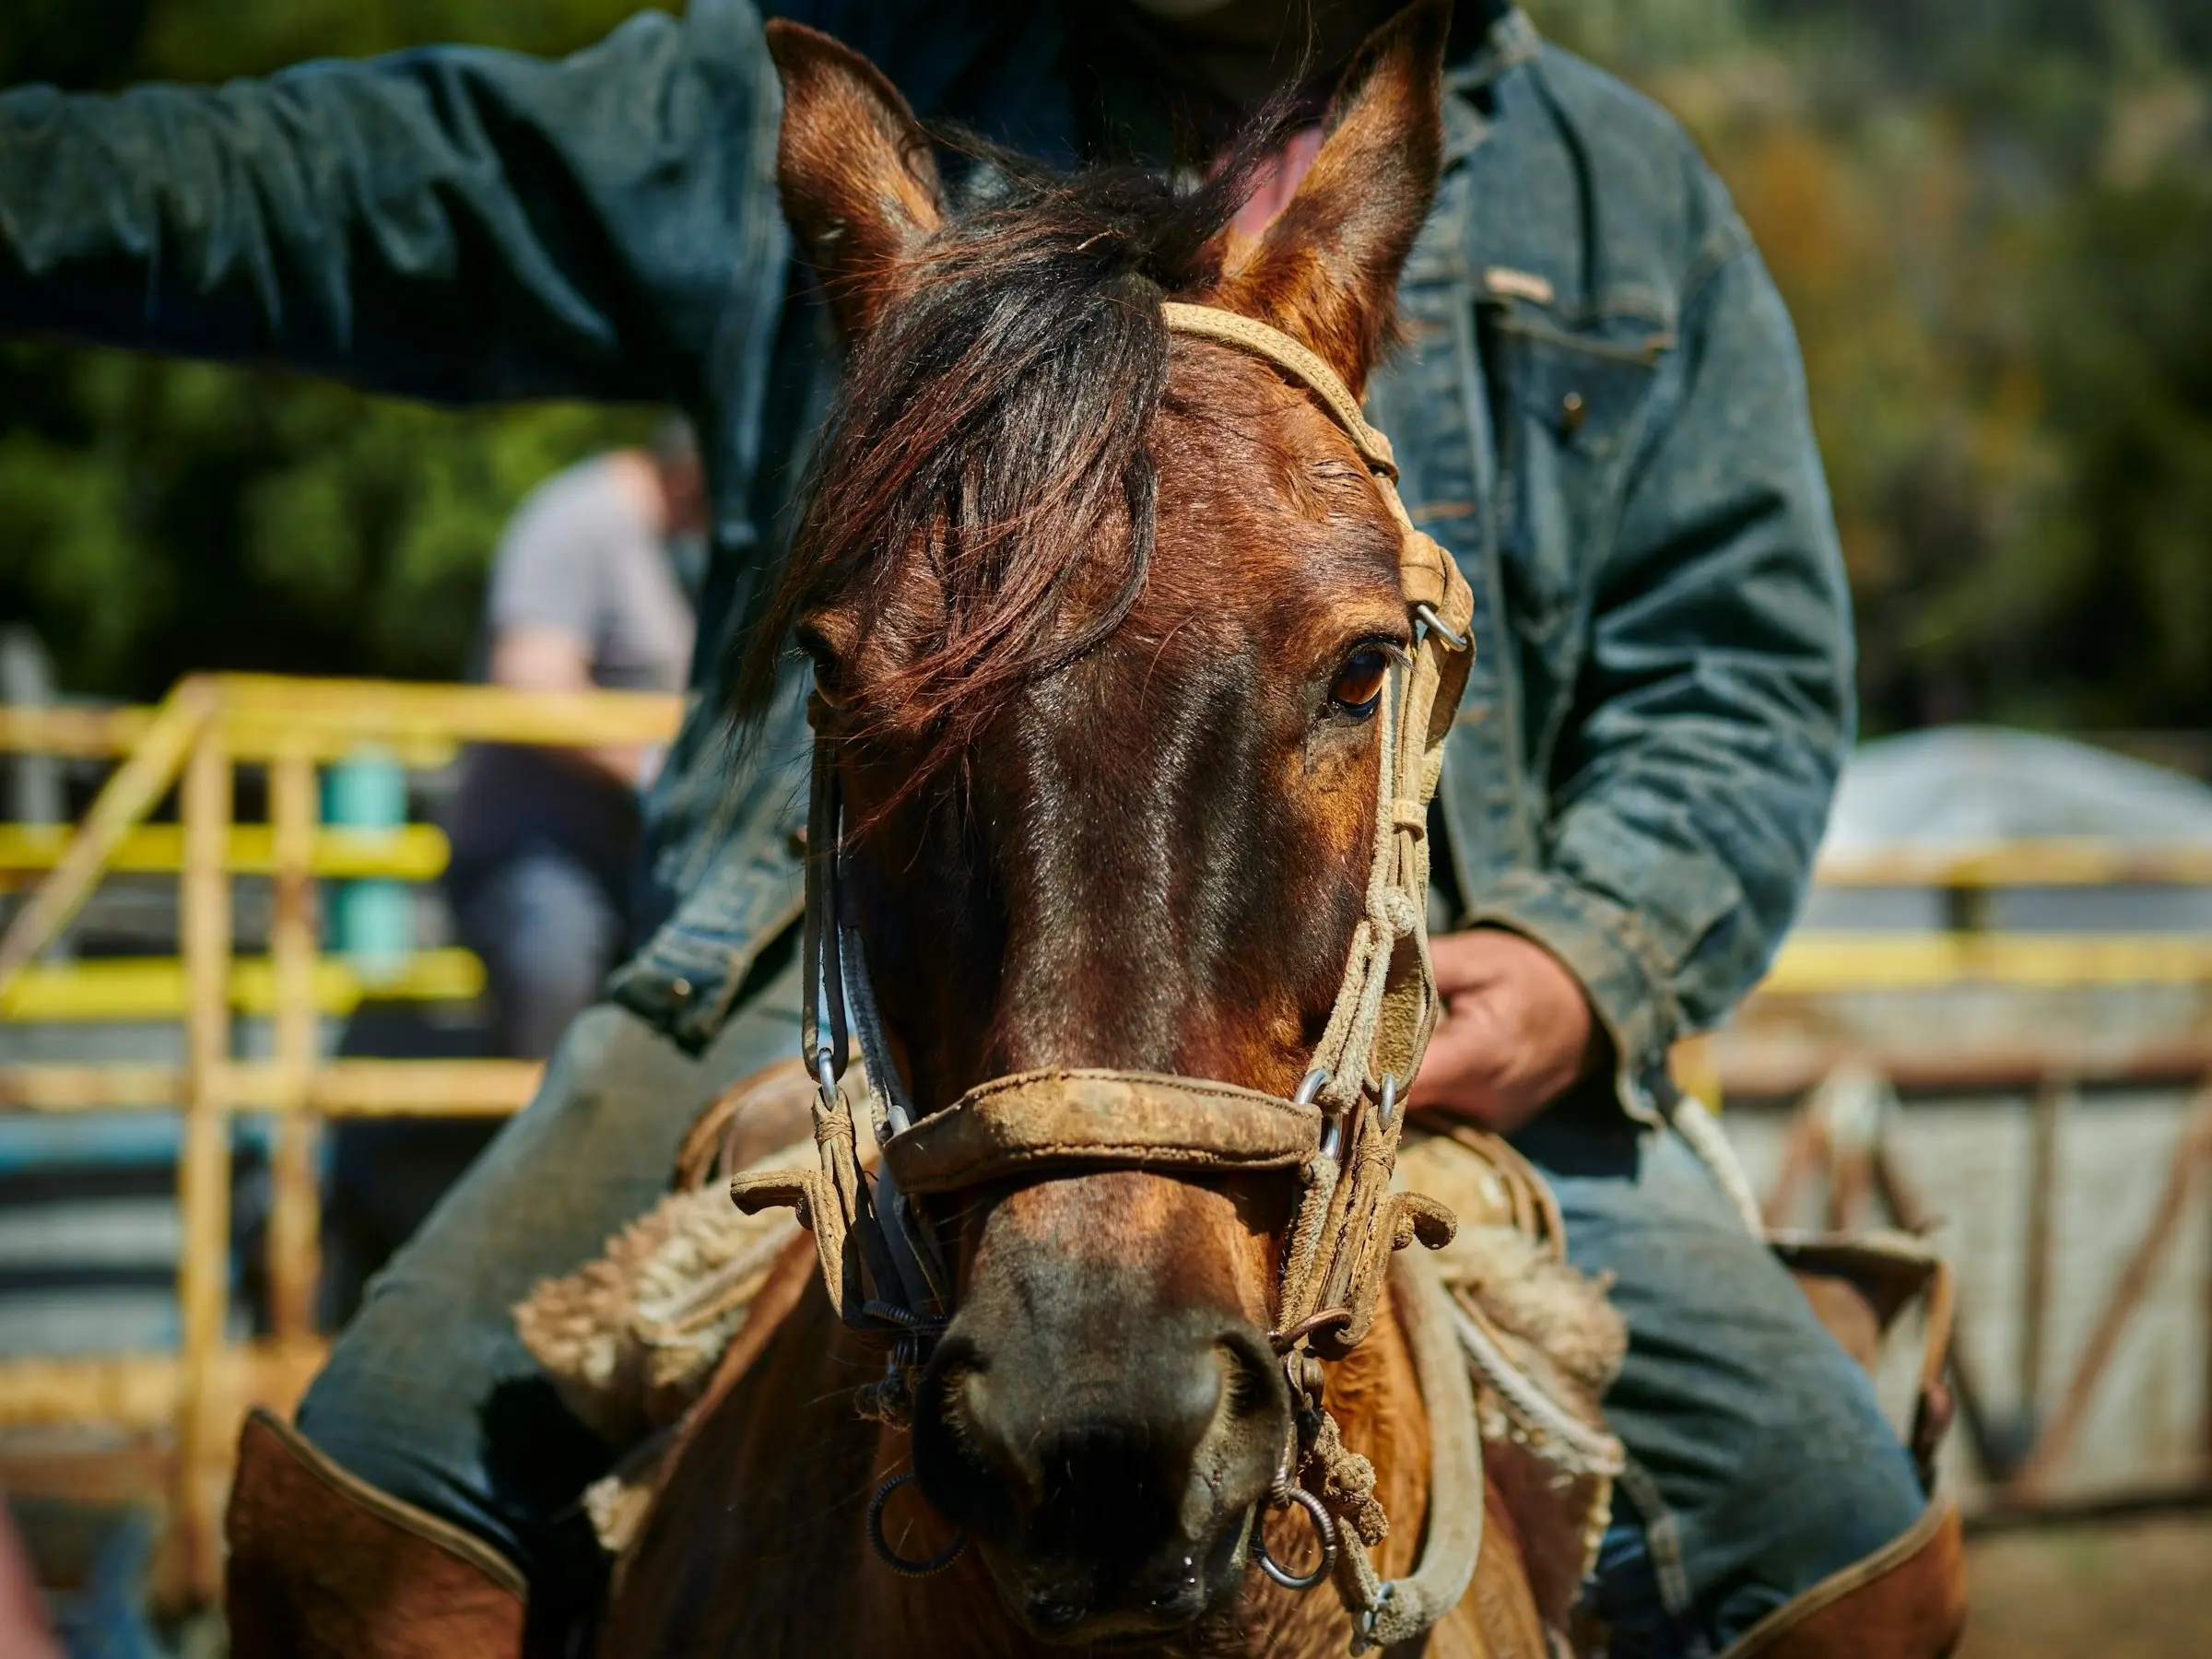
[1147,357,1404,621]
[986,370,1404,783]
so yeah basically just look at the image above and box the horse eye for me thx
[1329,647,1390,717]
[796,625,842,688]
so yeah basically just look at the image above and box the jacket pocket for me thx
[1481,301,1671,642]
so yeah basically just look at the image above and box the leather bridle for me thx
[732,301,1480,1648]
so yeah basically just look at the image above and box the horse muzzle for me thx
[909,1271,1289,1641]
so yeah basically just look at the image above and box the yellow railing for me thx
[2,677,2209,1595]
[0,947,484,1022]
[0,820,452,881]
[1762,930,2212,994]
[0,674,681,1601]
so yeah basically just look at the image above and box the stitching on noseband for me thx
[729,302,1481,1647]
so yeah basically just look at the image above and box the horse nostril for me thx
[1218,1328,1281,1421]
[1029,1593,1086,1632]
[912,1335,1029,1541]
[1146,1552,1203,1611]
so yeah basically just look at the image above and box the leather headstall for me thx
[730,300,1478,1646]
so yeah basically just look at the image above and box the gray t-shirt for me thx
[449,456,697,900]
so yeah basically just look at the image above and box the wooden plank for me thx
[213,675,682,749]
[0,677,681,775]
[0,1436,172,1512]
[1762,931,2212,994]
[0,702,155,758]
[0,1057,541,1115]
[0,1342,326,1436]
[1757,1100,1827,1230]
[300,1059,543,1115]
[2011,1082,2212,1498]
[265,751,322,1344]
[1871,1137,2010,1486]
[0,1065,182,1110]
[2021,1077,2067,1419]
[0,1351,181,1431]
[172,724,232,1600]
[1815,841,2212,889]
[0,821,450,879]
[1708,1035,2212,1099]
[0,679,213,994]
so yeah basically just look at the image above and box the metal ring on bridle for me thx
[814,1043,840,1104]
[1253,1479,1338,1592]
[1412,600,1469,651]
[865,1470,969,1578]
[1356,1583,1395,1641]
[1300,1068,1349,1161]
[1268,1307,1352,1355]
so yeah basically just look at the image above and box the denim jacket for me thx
[0,3,1852,1111]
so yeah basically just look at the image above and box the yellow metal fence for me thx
[0,675,681,1600]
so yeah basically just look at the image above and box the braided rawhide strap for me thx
[1158,301,1476,1364]
[732,300,1478,1649]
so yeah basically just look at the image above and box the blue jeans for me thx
[294,948,806,1636]
[295,967,1924,1650]
[1514,1091,1927,1653]
[451,847,629,1062]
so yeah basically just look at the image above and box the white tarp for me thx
[1802,726,2212,932]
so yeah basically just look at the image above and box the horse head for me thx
[748,5,1449,1641]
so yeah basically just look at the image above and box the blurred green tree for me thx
[0,1,657,700]
[1532,0,2211,735]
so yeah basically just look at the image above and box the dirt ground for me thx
[1959,1513,2212,1659]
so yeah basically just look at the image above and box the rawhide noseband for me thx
[731,301,1479,1648]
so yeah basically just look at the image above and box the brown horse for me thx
[601,6,1551,1653]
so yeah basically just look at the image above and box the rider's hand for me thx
[1407,927,1603,1135]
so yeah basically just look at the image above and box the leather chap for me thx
[1716,1500,1969,1659]
[226,1407,528,1659]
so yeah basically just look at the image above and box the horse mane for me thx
[732,116,1295,772]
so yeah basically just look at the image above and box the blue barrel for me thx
[322,748,413,985]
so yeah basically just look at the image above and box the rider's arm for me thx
[1467,234,1853,1092]
[0,0,781,406]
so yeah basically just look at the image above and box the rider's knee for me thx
[1705,1500,1967,1658]
[1700,1382,1940,1653]
[293,1003,677,1544]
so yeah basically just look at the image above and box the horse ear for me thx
[1214,0,1449,395]
[765,20,945,340]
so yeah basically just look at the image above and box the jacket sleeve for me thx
[1471,236,1854,1081]
[0,0,782,406]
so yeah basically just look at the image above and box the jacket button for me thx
[669,977,693,1003]
[1559,391,1588,436]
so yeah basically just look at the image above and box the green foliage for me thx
[0,1,655,700]
[1530,0,2212,733]
[2029,174,2212,724]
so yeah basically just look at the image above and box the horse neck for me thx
[861,1282,1433,1659]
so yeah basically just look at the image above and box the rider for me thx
[0,3,1963,1653]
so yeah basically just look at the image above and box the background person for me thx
[319,423,704,1324]
[447,419,703,1059]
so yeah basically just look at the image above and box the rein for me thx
[731,301,1479,1649]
